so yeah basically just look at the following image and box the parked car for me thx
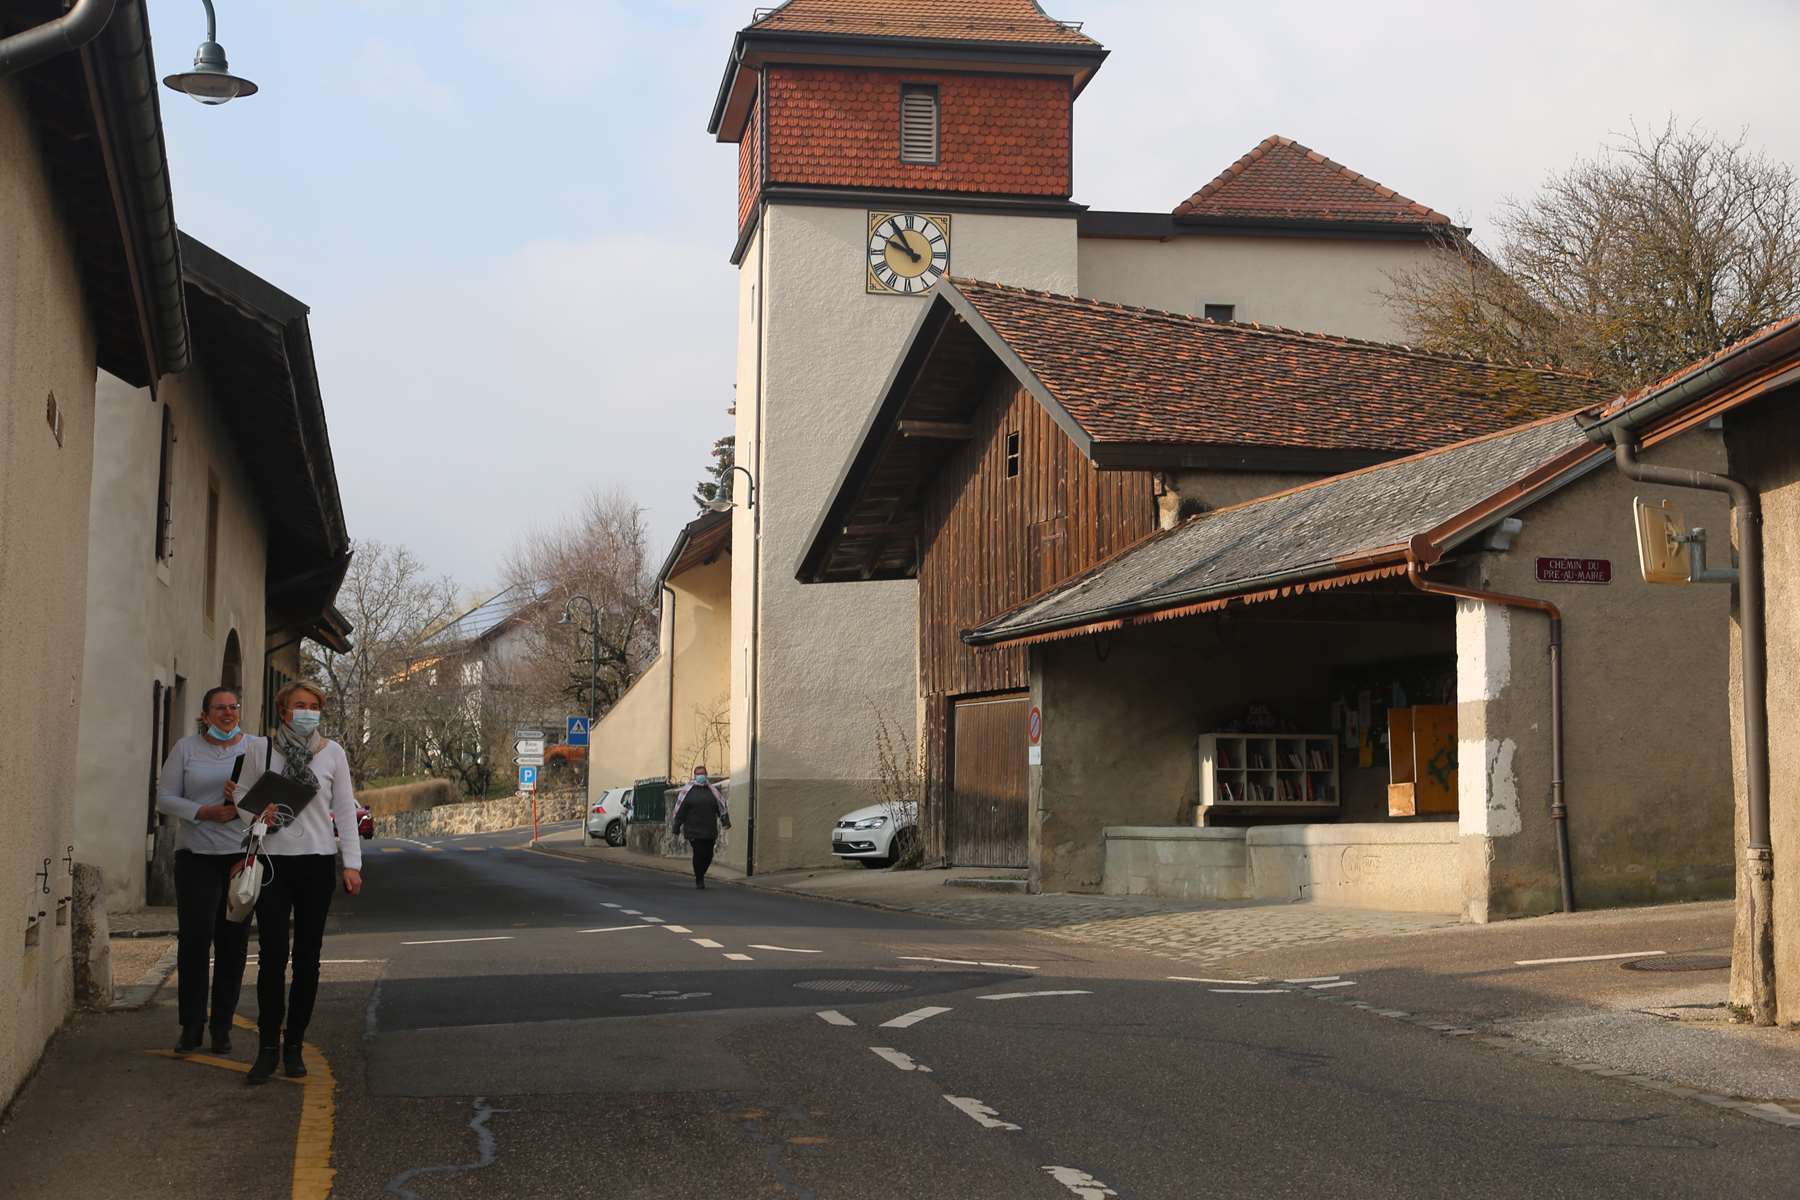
[585,786,633,847]
[830,802,917,868]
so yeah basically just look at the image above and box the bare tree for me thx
[500,489,661,725]
[1387,120,1800,391]
[305,541,460,783]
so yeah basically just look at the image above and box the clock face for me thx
[866,211,951,295]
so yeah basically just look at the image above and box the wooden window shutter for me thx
[900,86,939,164]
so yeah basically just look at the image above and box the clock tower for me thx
[707,1,1106,873]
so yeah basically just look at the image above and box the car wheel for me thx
[606,820,626,847]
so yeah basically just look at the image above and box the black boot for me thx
[246,1040,279,1085]
[209,1024,233,1056]
[283,1042,307,1079]
[175,1024,204,1054]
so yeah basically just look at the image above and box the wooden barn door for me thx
[950,694,1029,867]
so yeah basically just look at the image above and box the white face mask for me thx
[288,709,322,737]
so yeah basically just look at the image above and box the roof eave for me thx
[1579,319,1800,448]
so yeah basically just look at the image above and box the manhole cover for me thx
[1621,954,1730,973]
[793,979,913,994]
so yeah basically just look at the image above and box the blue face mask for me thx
[206,724,238,741]
[693,774,708,786]
[288,709,322,737]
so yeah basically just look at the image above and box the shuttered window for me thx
[899,85,939,164]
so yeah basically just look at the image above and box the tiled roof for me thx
[1173,135,1452,227]
[747,0,1099,46]
[950,279,1604,455]
[426,581,551,647]
[968,416,1598,644]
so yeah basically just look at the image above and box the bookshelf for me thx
[1198,732,1340,817]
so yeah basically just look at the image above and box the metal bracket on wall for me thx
[36,857,51,895]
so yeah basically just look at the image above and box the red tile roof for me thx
[1173,135,1453,227]
[748,0,1099,46]
[950,279,1604,455]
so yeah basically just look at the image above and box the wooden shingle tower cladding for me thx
[917,373,1156,861]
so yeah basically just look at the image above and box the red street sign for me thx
[1536,557,1612,584]
[1027,706,1042,745]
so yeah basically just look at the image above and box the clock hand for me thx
[886,235,923,264]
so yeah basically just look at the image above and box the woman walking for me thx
[248,680,364,1085]
[156,686,260,1055]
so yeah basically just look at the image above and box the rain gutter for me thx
[0,0,114,76]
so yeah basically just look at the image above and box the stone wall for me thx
[360,779,456,819]
[374,789,586,840]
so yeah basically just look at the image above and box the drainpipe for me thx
[0,0,115,77]
[662,583,677,781]
[1604,435,1776,1025]
[1405,539,1573,913]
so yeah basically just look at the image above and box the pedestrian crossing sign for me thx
[566,715,590,746]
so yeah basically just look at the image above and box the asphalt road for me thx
[216,828,1800,1197]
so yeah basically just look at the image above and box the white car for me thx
[830,803,917,868]
[584,787,632,847]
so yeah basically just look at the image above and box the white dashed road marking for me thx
[601,903,622,909]
[578,924,657,934]
[881,1006,952,1029]
[663,925,692,934]
[723,953,754,962]
[1170,976,1263,985]
[899,956,981,966]
[977,990,1091,1002]
[402,936,513,946]
[748,944,822,954]
[1209,988,1287,995]
[638,916,666,923]
[1284,976,1341,984]
[1043,1166,1120,1198]
[1311,980,1358,990]
[691,938,724,949]
[817,1010,856,1027]
[1515,951,1665,966]
[870,1047,932,1072]
[944,1096,1021,1131]
[621,909,644,915]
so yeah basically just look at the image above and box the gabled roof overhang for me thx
[708,30,1107,142]
[658,509,733,586]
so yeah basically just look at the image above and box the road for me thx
[17,826,1799,1199]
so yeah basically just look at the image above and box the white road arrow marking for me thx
[402,936,512,946]
[578,924,657,934]
[1043,1167,1120,1198]
[817,1011,856,1027]
[881,1006,952,1029]
[747,944,822,954]
[690,938,724,949]
[870,1047,931,1072]
[976,990,1091,1001]
[944,1095,1021,1131]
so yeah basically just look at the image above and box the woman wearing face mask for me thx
[247,680,364,1085]
[156,686,262,1055]
[669,765,729,889]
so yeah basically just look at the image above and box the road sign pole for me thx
[532,792,539,845]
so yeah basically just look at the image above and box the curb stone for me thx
[109,942,178,1011]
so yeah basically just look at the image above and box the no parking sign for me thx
[1027,705,1042,766]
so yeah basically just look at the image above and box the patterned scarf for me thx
[272,722,321,798]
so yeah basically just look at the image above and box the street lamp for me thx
[558,594,600,730]
[704,465,756,513]
[162,0,257,105]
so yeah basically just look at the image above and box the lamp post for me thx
[704,464,758,874]
[558,594,601,730]
[162,0,258,104]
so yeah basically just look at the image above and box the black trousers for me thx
[690,836,716,883]
[173,851,251,1032]
[253,854,337,1045]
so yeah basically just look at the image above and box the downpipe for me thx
[1406,545,1573,914]
[1608,436,1776,1025]
[0,0,116,78]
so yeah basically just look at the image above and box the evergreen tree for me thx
[693,435,736,512]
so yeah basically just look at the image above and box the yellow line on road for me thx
[462,847,484,852]
[381,847,406,853]
[150,1017,337,1199]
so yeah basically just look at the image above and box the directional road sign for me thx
[515,736,546,758]
[514,754,544,767]
[566,715,591,747]
[518,765,538,791]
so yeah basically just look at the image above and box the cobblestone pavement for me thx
[828,888,1456,966]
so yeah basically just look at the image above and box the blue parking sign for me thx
[519,765,538,788]
[566,715,590,746]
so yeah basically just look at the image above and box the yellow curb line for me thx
[149,1018,337,1199]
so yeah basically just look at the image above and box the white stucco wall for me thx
[73,367,272,913]
[734,202,1078,872]
[0,81,96,1108]
[1077,233,1440,342]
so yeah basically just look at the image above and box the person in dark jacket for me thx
[670,765,728,889]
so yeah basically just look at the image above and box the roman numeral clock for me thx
[866,211,951,295]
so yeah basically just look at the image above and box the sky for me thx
[146,0,1800,593]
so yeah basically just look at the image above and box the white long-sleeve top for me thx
[261,736,363,870]
[157,733,265,854]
